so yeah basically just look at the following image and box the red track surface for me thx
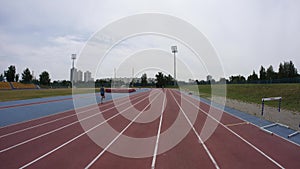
[0,89,299,169]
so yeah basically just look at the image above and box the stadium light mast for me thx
[171,46,177,84]
[71,54,77,86]
[71,54,76,69]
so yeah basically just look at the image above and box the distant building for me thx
[70,68,77,82]
[77,70,83,82]
[84,71,92,82]
[70,68,85,82]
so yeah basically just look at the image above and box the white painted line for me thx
[0,92,148,139]
[19,91,159,169]
[169,91,220,169]
[151,90,166,169]
[288,131,299,138]
[174,90,285,169]
[260,128,274,135]
[84,91,162,169]
[261,123,277,129]
[277,123,289,129]
[0,92,149,153]
[260,123,289,136]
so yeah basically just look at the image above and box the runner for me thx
[100,85,105,104]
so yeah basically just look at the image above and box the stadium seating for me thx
[0,82,12,90]
[10,82,37,89]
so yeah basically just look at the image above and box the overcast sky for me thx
[0,0,299,81]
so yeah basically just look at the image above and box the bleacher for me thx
[10,82,37,89]
[0,82,12,90]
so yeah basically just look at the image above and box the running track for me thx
[0,89,299,169]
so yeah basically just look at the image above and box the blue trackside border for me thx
[0,88,149,127]
[180,91,300,146]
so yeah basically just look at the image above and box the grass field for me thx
[184,83,300,112]
[0,88,99,102]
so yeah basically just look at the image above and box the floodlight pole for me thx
[71,54,76,87]
[171,46,178,86]
[71,54,76,69]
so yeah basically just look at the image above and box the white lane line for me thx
[84,91,162,169]
[0,92,149,153]
[19,91,160,169]
[173,90,285,169]
[151,90,166,169]
[170,90,220,169]
[0,92,148,139]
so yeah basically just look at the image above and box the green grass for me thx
[183,84,300,112]
[0,88,99,102]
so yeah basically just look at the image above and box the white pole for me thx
[171,46,177,86]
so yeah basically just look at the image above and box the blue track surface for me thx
[0,89,148,127]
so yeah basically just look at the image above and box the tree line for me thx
[0,65,51,86]
[195,60,299,84]
[1,60,298,88]
[228,60,299,84]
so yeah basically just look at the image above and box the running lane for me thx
[173,89,300,169]
[0,88,299,169]
[0,91,151,169]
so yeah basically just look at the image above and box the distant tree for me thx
[61,80,71,87]
[164,74,174,86]
[287,60,298,78]
[141,73,147,86]
[39,71,51,85]
[198,80,207,85]
[32,79,39,85]
[247,70,259,83]
[155,72,165,88]
[259,66,267,80]
[278,61,298,79]
[15,74,19,82]
[210,79,216,84]
[4,65,16,82]
[230,75,246,84]
[0,73,4,82]
[95,79,110,86]
[266,65,276,81]
[278,63,284,79]
[21,68,33,83]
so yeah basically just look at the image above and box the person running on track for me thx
[100,85,105,104]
